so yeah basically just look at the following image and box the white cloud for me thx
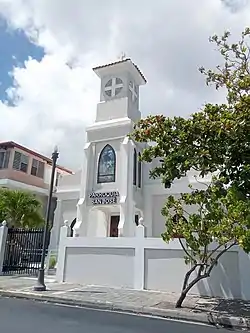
[221,0,248,12]
[0,0,250,169]
[0,54,99,167]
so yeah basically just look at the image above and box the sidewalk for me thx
[0,276,250,331]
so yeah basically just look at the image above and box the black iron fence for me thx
[2,228,49,276]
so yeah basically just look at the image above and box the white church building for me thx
[49,58,250,300]
[50,58,200,247]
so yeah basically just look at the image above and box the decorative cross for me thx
[119,52,127,60]
[104,78,123,98]
[129,81,138,102]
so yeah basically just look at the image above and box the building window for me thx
[31,158,45,178]
[97,144,116,183]
[133,149,137,186]
[138,152,142,188]
[0,150,10,169]
[12,151,29,173]
[135,215,139,226]
[104,77,124,98]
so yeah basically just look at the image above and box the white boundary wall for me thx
[56,221,250,300]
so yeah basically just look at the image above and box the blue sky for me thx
[0,19,44,102]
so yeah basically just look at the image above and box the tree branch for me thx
[206,244,223,262]
[182,264,200,291]
[194,176,210,188]
[181,208,191,217]
[182,271,209,296]
[198,244,208,276]
[197,264,203,277]
[206,239,235,263]
[207,241,236,275]
[179,238,194,262]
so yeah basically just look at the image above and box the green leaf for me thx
[130,27,250,267]
[0,188,45,228]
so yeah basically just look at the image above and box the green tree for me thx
[132,28,250,199]
[162,180,250,308]
[0,188,44,228]
[130,28,250,307]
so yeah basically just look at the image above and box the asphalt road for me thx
[0,297,232,333]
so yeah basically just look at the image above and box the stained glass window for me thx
[97,144,116,183]
[133,149,137,185]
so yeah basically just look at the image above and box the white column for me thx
[74,200,90,237]
[48,199,63,252]
[134,218,146,289]
[56,220,71,282]
[118,137,135,237]
[76,142,93,236]
[0,221,8,274]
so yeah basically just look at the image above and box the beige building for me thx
[0,141,73,220]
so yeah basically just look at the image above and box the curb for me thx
[0,290,249,330]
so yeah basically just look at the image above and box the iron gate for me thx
[2,228,47,275]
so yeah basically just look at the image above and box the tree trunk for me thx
[176,273,209,308]
[175,290,188,308]
[175,243,237,308]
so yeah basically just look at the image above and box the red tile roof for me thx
[0,141,73,174]
[92,58,147,84]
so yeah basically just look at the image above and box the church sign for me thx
[89,191,119,205]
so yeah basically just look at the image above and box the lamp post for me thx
[34,146,59,291]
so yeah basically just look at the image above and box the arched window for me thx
[138,152,142,188]
[97,144,116,183]
[133,149,137,185]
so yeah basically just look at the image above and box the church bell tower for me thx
[75,58,146,238]
[93,58,146,123]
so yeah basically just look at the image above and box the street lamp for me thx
[34,146,59,291]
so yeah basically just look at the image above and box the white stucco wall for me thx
[151,194,199,238]
[58,170,81,189]
[145,248,187,293]
[195,250,241,298]
[96,98,140,123]
[61,199,78,223]
[49,198,79,251]
[57,224,250,300]
[145,247,241,298]
[64,246,135,288]
[151,195,167,237]
[87,209,108,237]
